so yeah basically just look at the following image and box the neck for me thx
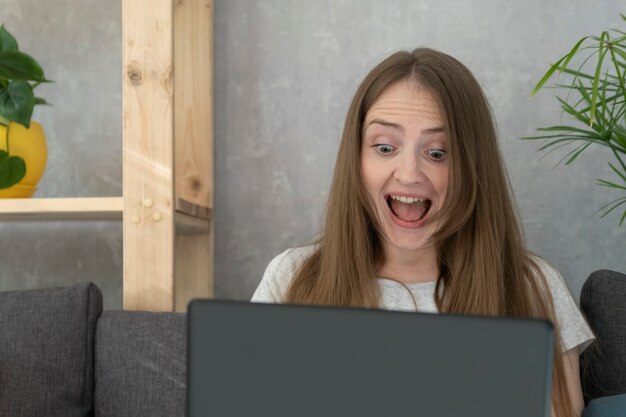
[377,244,439,284]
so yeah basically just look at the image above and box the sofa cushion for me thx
[582,394,626,417]
[0,282,103,417]
[94,311,186,417]
[580,269,626,402]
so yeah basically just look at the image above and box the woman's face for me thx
[361,79,449,254]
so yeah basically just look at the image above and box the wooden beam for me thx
[122,0,175,311]
[174,0,214,311]
[0,197,123,221]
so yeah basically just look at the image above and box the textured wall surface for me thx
[0,0,123,308]
[0,0,623,310]
[213,0,625,301]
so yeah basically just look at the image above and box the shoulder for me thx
[250,245,317,303]
[529,256,595,353]
[530,256,571,299]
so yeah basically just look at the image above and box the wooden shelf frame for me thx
[123,0,214,312]
[0,197,123,221]
[0,0,214,313]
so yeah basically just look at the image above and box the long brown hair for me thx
[285,48,575,417]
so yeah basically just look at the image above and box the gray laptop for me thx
[187,300,554,417]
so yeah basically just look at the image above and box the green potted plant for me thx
[0,24,51,197]
[525,14,626,225]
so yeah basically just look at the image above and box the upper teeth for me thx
[390,195,425,204]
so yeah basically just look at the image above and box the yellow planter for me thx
[0,121,48,198]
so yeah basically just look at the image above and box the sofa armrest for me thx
[0,282,102,417]
[580,269,626,402]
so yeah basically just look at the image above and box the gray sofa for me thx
[0,283,186,417]
[0,270,624,417]
[580,270,626,406]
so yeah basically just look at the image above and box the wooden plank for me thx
[0,197,123,220]
[175,211,211,234]
[123,0,175,311]
[174,231,213,312]
[174,0,213,209]
[173,0,214,310]
[175,197,211,220]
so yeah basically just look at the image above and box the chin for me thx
[384,227,437,252]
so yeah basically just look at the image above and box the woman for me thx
[252,48,594,417]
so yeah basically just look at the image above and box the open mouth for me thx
[386,195,432,223]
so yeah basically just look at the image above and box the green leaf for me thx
[610,46,626,107]
[565,142,591,164]
[537,139,576,151]
[0,80,34,127]
[577,92,623,116]
[620,208,626,226]
[613,45,626,62]
[595,196,626,213]
[531,36,590,96]
[610,147,626,178]
[0,152,25,189]
[608,162,626,183]
[596,178,626,190]
[0,50,45,82]
[555,141,594,166]
[538,140,576,157]
[522,134,595,142]
[575,79,593,105]
[600,71,609,125]
[610,33,626,44]
[533,137,609,152]
[595,197,626,224]
[612,127,626,149]
[557,97,592,126]
[0,25,18,52]
[531,56,567,96]
[589,32,609,126]
[562,36,591,73]
[34,97,48,105]
[536,125,601,136]
[559,67,595,81]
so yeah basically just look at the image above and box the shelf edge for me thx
[0,197,124,221]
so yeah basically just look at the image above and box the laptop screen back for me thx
[188,300,553,417]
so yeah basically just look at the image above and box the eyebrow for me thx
[422,127,445,135]
[366,118,404,132]
[366,118,444,135]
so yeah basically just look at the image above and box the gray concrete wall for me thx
[213,0,625,301]
[0,0,123,308]
[0,0,623,309]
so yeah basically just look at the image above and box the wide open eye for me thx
[374,144,395,155]
[427,149,447,160]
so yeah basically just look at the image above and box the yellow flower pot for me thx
[0,121,47,198]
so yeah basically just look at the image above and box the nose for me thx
[393,151,425,185]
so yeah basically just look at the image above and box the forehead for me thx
[364,80,443,125]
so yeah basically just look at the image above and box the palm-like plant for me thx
[525,14,626,225]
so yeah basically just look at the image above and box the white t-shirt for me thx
[251,245,595,353]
